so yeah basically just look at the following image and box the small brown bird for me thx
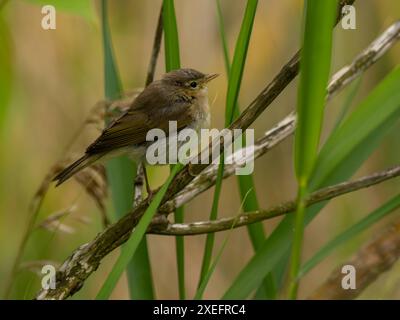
[53,68,218,193]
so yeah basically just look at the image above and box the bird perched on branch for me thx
[53,68,218,194]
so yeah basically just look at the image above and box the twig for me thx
[159,19,400,214]
[308,218,400,300]
[327,20,400,96]
[133,162,144,207]
[37,205,77,232]
[161,0,356,202]
[160,113,296,213]
[148,165,400,235]
[168,17,400,201]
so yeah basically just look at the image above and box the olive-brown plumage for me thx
[53,68,218,187]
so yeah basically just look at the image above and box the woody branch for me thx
[148,165,400,235]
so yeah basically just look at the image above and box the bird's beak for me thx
[204,73,219,83]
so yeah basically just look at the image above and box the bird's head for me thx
[162,68,219,96]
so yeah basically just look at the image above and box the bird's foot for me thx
[146,189,154,203]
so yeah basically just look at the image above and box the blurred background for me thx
[0,0,399,299]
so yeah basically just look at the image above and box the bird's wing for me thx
[86,85,195,155]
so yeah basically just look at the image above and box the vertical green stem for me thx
[197,153,225,290]
[197,0,259,297]
[287,184,307,299]
[163,0,185,299]
[215,0,275,299]
[96,164,183,299]
[288,0,337,299]
[101,0,154,299]
[174,206,185,299]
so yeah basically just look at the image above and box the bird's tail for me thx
[53,154,98,186]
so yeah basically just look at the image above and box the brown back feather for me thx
[86,81,195,155]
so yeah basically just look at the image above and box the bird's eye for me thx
[190,81,197,88]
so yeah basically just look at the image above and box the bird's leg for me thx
[133,162,144,208]
[142,165,153,199]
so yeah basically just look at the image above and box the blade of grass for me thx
[222,201,325,300]
[332,76,362,131]
[289,0,337,299]
[101,0,154,300]
[217,8,364,298]
[101,0,122,100]
[197,155,224,287]
[216,0,265,253]
[96,164,183,299]
[126,239,154,299]
[215,0,275,299]
[237,175,274,298]
[163,0,180,70]
[225,0,258,125]
[216,0,230,75]
[197,0,258,292]
[126,4,164,300]
[174,206,185,299]
[126,4,164,299]
[299,194,400,277]
[195,224,232,300]
[223,63,400,300]
[310,65,400,190]
[195,189,252,299]
[162,0,185,299]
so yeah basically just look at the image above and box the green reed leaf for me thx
[96,164,182,299]
[215,0,274,299]
[101,0,153,300]
[223,64,400,301]
[300,194,400,277]
[163,0,185,299]
[289,0,337,299]
[197,0,259,295]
